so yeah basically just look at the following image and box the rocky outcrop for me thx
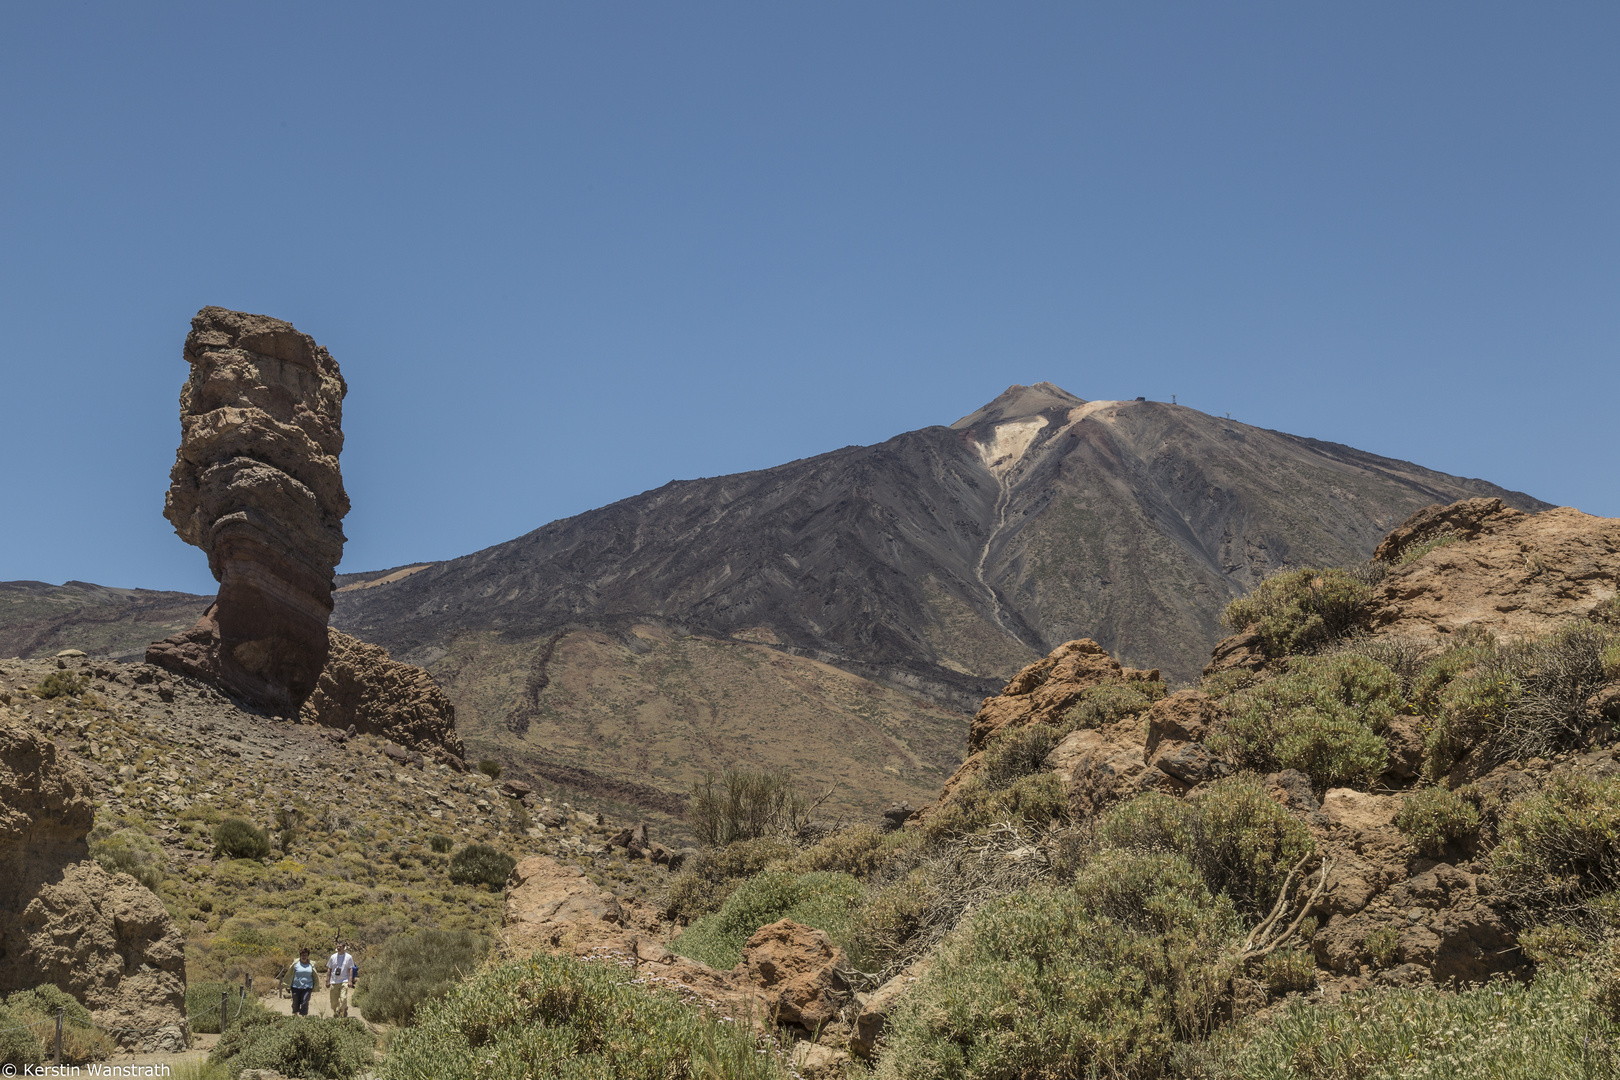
[1309,786,1524,987]
[502,855,852,1032]
[0,724,185,1048]
[147,307,348,717]
[300,630,464,758]
[742,920,850,1029]
[1364,501,1620,642]
[928,639,1168,814]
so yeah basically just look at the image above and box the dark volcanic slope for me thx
[335,384,1548,692]
[0,580,209,660]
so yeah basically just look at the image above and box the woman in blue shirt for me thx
[283,947,317,1015]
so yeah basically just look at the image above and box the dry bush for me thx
[688,768,807,847]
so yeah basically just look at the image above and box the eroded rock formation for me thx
[0,723,186,1048]
[147,307,348,716]
[301,630,465,758]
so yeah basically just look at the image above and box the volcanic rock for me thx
[740,920,850,1029]
[147,307,348,716]
[0,723,185,1045]
[300,630,464,757]
[1364,501,1620,642]
[929,639,1165,812]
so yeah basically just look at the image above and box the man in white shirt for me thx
[326,942,355,1018]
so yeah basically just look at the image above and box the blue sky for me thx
[3,3,1616,595]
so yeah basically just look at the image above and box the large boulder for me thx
[148,307,349,716]
[740,920,850,1029]
[1365,501,1620,642]
[300,630,464,758]
[0,724,186,1047]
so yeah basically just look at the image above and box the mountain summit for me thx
[333,387,1545,701]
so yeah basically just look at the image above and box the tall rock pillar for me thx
[146,307,349,716]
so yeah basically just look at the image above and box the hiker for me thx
[281,947,317,1016]
[326,941,356,1018]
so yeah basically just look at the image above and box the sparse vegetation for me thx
[1419,621,1616,779]
[1396,786,1481,855]
[0,1002,43,1069]
[1490,774,1620,929]
[32,669,88,699]
[476,759,501,779]
[3,985,111,1065]
[664,836,793,923]
[1096,778,1316,918]
[381,952,789,1080]
[979,722,1059,789]
[671,869,861,970]
[1396,533,1461,565]
[688,768,807,847]
[921,770,1068,841]
[426,833,452,854]
[90,825,166,889]
[1183,967,1620,1079]
[1059,680,1166,732]
[357,929,491,1026]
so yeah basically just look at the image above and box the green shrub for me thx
[1209,653,1398,791]
[1221,567,1373,660]
[5,987,115,1066]
[688,768,807,847]
[32,670,87,699]
[1490,774,1620,927]
[1199,668,1257,700]
[671,870,861,970]
[1365,926,1401,968]
[1421,623,1615,779]
[211,1013,373,1079]
[1259,948,1316,994]
[922,771,1068,841]
[1333,634,1441,699]
[0,1003,43,1068]
[425,834,452,854]
[446,844,515,889]
[358,929,491,1026]
[1095,779,1315,919]
[476,759,501,779]
[786,825,917,880]
[876,851,1242,1080]
[214,818,271,861]
[1397,533,1460,565]
[1059,680,1166,732]
[381,952,788,1080]
[663,837,792,923]
[1185,967,1619,1079]
[1395,786,1481,856]
[979,723,1059,790]
[91,827,166,889]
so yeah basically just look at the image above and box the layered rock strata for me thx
[147,307,349,716]
[0,723,186,1047]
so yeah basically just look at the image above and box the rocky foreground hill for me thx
[481,497,1620,1077]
